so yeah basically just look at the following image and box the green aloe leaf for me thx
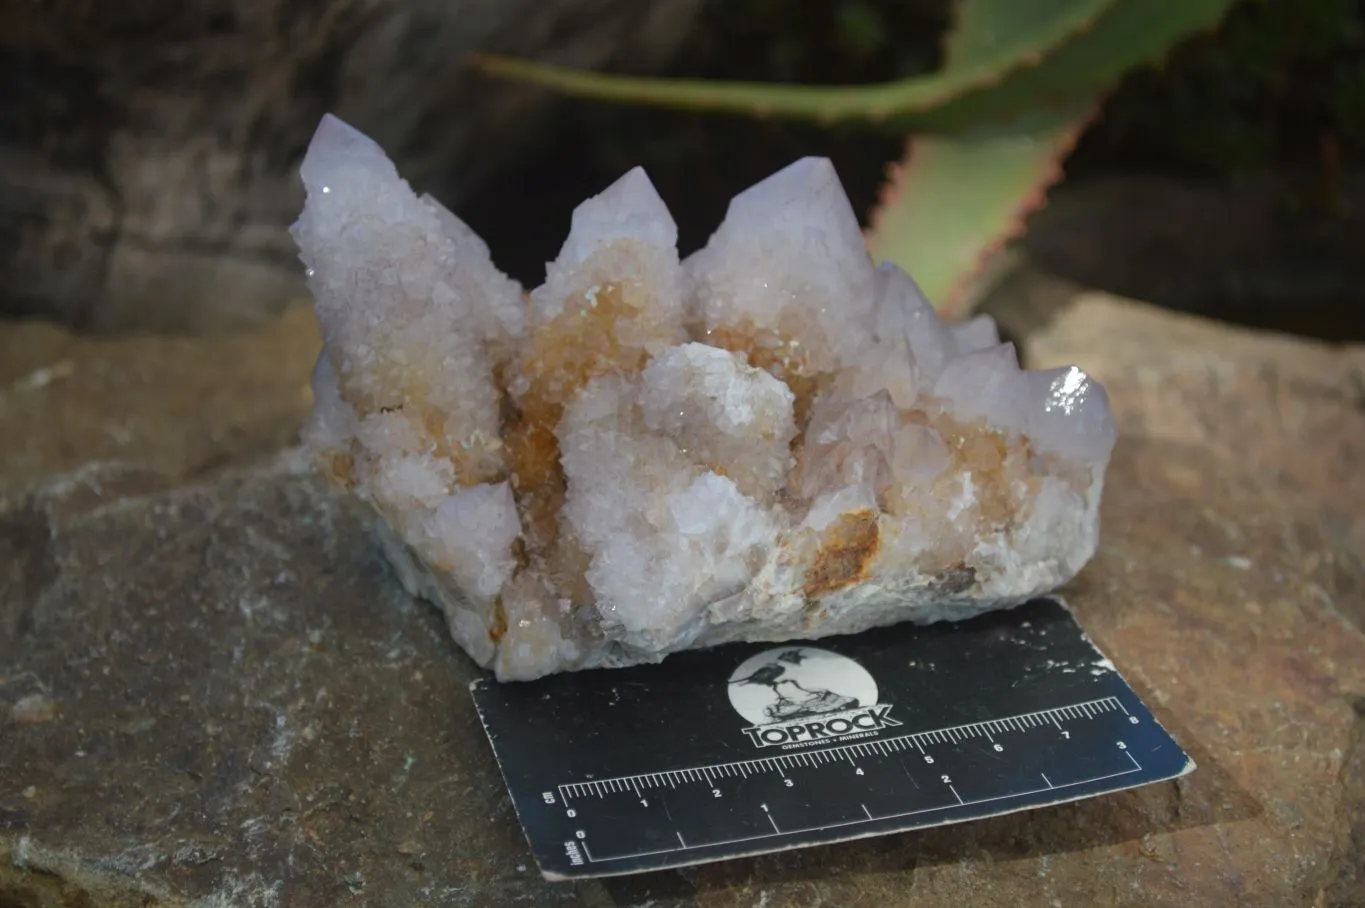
[907,0,1241,133]
[866,103,1093,317]
[470,0,1119,124]
[864,0,1237,315]
[470,0,1243,318]
[470,0,1239,133]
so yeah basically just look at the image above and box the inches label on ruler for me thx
[470,597,1194,881]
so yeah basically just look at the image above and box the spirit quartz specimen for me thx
[292,114,1117,681]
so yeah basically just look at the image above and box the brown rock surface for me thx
[0,305,320,494]
[2,273,1364,906]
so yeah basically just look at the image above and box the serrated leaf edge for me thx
[865,107,1095,320]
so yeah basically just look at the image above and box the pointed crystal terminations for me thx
[293,114,1118,681]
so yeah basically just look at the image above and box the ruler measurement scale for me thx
[472,598,1194,880]
[556,695,1130,802]
[549,695,1144,866]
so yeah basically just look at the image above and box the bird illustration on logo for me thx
[728,648,862,722]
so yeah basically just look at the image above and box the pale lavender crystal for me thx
[292,114,1118,681]
[685,157,878,372]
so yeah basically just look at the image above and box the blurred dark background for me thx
[462,0,1365,342]
[5,0,1365,339]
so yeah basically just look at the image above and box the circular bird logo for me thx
[726,646,878,726]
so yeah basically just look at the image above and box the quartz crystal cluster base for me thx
[292,114,1118,681]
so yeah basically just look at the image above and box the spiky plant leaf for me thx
[907,0,1241,133]
[866,104,1091,318]
[864,0,1239,316]
[469,0,1118,124]
[471,0,1243,317]
[469,0,1239,133]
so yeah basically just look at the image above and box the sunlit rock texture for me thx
[292,114,1117,681]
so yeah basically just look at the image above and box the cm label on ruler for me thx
[472,597,1193,880]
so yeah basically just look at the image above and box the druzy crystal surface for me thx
[292,114,1117,681]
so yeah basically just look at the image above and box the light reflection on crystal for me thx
[291,113,1118,681]
[1045,366,1089,415]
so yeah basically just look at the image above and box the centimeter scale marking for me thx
[558,696,1130,803]
[473,598,1195,880]
[551,695,1152,868]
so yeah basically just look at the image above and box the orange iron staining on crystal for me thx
[292,114,1117,681]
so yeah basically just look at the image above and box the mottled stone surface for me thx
[0,306,320,494]
[3,276,1365,906]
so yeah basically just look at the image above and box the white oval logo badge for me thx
[727,646,878,727]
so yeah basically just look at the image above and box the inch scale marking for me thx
[551,695,1153,869]
[471,597,1195,881]
[559,696,1129,802]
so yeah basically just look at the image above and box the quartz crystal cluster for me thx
[292,114,1117,681]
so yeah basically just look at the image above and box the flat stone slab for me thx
[3,278,1364,906]
[0,307,320,493]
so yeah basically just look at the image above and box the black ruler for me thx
[471,597,1193,881]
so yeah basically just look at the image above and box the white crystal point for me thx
[420,193,527,353]
[932,342,1029,432]
[559,166,677,264]
[951,314,1002,354]
[494,574,583,681]
[1022,365,1117,463]
[531,166,685,331]
[294,113,525,359]
[418,482,522,601]
[293,112,507,480]
[299,113,395,187]
[686,156,877,377]
[292,124,1120,682]
[931,344,1114,460]
[796,390,950,507]
[639,344,797,500]
[870,262,957,387]
[291,112,519,457]
[558,375,778,652]
[292,114,534,661]
[300,353,359,467]
[718,157,867,269]
[825,265,937,412]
